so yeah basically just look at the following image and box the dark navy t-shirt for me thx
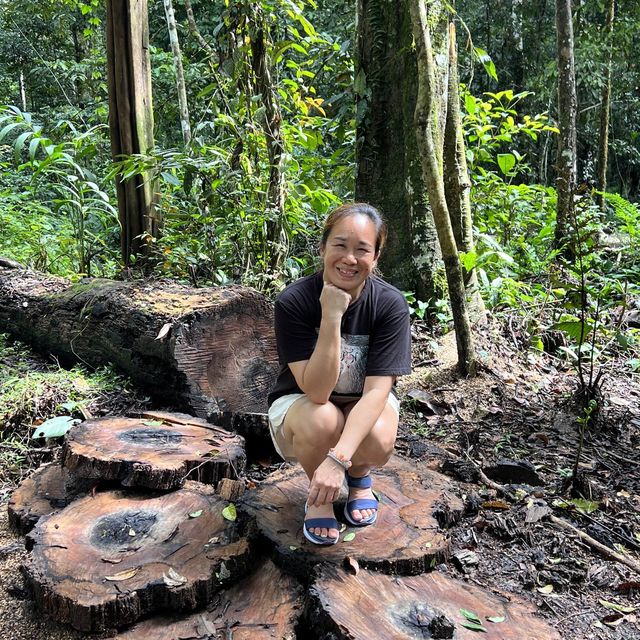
[268,271,412,406]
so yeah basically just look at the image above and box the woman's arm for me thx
[333,375,394,459]
[288,283,351,404]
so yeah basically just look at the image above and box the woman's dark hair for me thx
[320,202,388,254]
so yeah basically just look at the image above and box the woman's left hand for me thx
[307,457,345,507]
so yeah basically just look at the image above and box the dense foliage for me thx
[0,0,638,374]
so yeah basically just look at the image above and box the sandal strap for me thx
[304,517,339,530]
[346,473,372,489]
[346,498,378,511]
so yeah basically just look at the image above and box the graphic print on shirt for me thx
[334,334,369,394]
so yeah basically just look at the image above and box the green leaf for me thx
[460,621,487,632]
[464,94,477,115]
[460,250,478,271]
[497,153,516,175]
[31,416,80,439]
[460,608,482,624]
[188,510,203,518]
[486,616,506,623]
[143,420,164,427]
[222,503,237,521]
[599,600,636,614]
[343,532,356,542]
[553,320,589,343]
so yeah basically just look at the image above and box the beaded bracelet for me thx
[326,448,352,470]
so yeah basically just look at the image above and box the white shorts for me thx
[267,393,400,462]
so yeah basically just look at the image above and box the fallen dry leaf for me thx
[105,567,139,581]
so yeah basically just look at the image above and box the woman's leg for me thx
[344,401,398,522]
[281,398,344,540]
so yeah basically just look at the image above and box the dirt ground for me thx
[0,317,639,639]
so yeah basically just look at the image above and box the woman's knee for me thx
[285,399,344,447]
[354,412,398,466]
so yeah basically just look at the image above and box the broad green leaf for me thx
[343,532,356,542]
[497,153,516,175]
[189,510,203,518]
[222,503,237,521]
[465,94,477,115]
[460,621,487,632]
[599,600,636,614]
[31,416,80,439]
[553,320,590,343]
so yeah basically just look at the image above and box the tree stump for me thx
[306,564,562,639]
[241,455,463,577]
[119,558,303,639]
[62,417,246,490]
[22,482,256,632]
[8,463,74,534]
[0,267,278,415]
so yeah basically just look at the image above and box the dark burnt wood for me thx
[62,416,246,490]
[22,482,256,632]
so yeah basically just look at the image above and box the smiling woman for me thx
[266,203,411,546]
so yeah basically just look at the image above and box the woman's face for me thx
[320,213,379,300]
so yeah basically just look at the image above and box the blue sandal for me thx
[303,503,340,546]
[344,473,379,527]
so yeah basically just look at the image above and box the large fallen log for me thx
[306,564,562,639]
[242,455,463,577]
[62,416,246,490]
[0,266,278,415]
[119,558,303,639]
[22,482,256,632]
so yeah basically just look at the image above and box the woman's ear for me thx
[319,244,325,257]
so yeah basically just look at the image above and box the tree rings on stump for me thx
[22,482,255,632]
[242,455,463,577]
[120,558,303,639]
[307,564,562,639]
[8,463,73,534]
[63,417,246,490]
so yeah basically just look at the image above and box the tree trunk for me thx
[120,558,302,639]
[0,266,279,416]
[62,417,246,490]
[554,0,578,252]
[596,0,615,210]
[306,565,563,639]
[241,455,463,579]
[443,21,485,320]
[409,0,477,376]
[355,0,448,301]
[106,0,158,266]
[249,6,287,273]
[163,0,192,146]
[22,483,256,632]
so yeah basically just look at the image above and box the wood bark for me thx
[306,564,562,639]
[596,0,616,209]
[443,21,485,320]
[355,0,448,300]
[8,463,74,534]
[62,417,246,490]
[409,0,477,376]
[119,558,302,639]
[241,455,463,579]
[106,0,158,265]
[22,483,256,632]
[0,267,279,416]
[249,6,287,273]
[163,0,192,145]
[554,0,578,251]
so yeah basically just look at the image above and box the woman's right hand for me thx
[320,282,351,320]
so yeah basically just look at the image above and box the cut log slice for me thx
[119,558,303,639]
[8,463,73,534]
[22,482,256,632]
[307,564,562,640]
[242,455,463,577]
[62,416,246,490]
[0,270,279,415]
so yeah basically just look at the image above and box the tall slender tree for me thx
[163,0,191,146]
[554,0,578,252]
[409,0,476,376]
[596,0,616,209]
